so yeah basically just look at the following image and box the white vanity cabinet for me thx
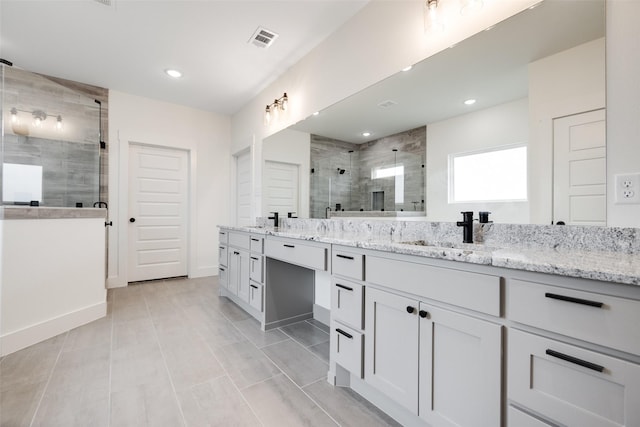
[364,286,502,425]
[218,230,229,288]
[248,235,265,312]
[225,231,251,302]
[507,278,640,427]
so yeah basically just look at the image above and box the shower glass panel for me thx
[1,65,100,207]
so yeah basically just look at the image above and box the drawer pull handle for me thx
[336,254,355,260]
[233,251,240,255]
[284,244,295,248]
[251,238,260,242]
[335,283,353,292]
[251,257,259,261]
[545,293,604,308]
[219,246,225,250]
[406,306,415,314]
[419,310,429,318]
[219,267,225,272]
[250,284,258,289]
[545,349,604,373]
[336,328,353,339]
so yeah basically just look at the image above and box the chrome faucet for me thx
[456,211,474,243]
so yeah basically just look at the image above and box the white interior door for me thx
[128,144,188,282]
[264,160,299,218]
[236,151,252,226]
[553,109,606,226]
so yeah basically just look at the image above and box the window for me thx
[449,145,527,203]
[372,165,404,204]
[2,163,43,203]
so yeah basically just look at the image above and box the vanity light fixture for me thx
[424,0,445,32]
[165,69,182,78]
[9,108,64,131]
[464,99,476,105]
[264,92,288,125]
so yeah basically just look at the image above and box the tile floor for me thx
[0,276,399,426]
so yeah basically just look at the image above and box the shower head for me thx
[337,168,346,174]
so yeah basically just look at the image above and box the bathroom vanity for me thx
[218,219,640,427]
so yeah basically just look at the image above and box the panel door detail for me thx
[365,287,419,414]
[419,304,502,427]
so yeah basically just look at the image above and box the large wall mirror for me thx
[263,0,606,225]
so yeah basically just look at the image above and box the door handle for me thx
[129,217,136,223]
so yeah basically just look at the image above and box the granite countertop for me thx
[220,224,640,286]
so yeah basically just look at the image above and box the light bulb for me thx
[264,105,271,125]
[281,93,288,111]
[56,115,63,130]
[10,108,18,123]
[425,0,444,32]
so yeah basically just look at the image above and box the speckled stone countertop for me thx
[0,206,107,219]
[220,218,640,286]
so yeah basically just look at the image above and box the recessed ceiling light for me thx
[362,132,371,137]
[464,99,476,105]
[402,65,413,72]
[165,69,182,78]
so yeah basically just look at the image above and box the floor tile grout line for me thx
[143,292,188,427]
[275,327,332,365]
[28,331,69,427]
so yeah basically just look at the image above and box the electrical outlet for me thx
[615,173,640,204]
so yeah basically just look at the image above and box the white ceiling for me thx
[291,0,605,143]
[0,0,368,115]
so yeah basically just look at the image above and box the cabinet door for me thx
[237,250,250,303]
[228,250,240,295]
[249,255,263,284]
[419,304,502,427]
[365,287,419,414]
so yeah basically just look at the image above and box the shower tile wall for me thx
[2,67,108,207]
[310,126,426,218]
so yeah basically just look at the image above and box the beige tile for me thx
[262,339,329,387]
[281,321,330,347]
[233,317,289,348]
[215,340,281,389]
[63,315,112,353]
[110,380,184,427]
[197,319,248,352]
[177,376,259,426]
[112,300,150,324]
[157,329,225,391]
[110,342,170,393]
[112,317,157,350]
[45,345,110,394]
[0,380,47,427]
[31,383,109,427]
[303,380,402,427]
[0,335,65,392]
[215,298,252,322]
[242,374,337,427]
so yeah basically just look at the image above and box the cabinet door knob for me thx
[406,306,415,314]
[129,217,136,223]
[419,310,429,318]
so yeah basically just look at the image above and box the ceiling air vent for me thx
[249,27,279,48]
[377,100,398,108]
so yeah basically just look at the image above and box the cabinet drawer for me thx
[218,245,228,267]
[264,238,327,271]
[508,329,640,427]
[331,279,364,330]
[332,248,364,281]
[366,255,501,316]
[249,255,264,283]
[250,235,264,253]
[219,230,229,244]
[249,281,263,312]
[508,407,553,427]
[508,279,640,354]
[219,266,228,288]
[330,321,363,378]
[229,232,250,250]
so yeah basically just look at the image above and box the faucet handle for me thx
[479,211,492,224]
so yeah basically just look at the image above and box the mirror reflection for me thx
[264,0,606,224]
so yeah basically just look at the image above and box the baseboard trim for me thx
[313,304,330,326]
[0,301,107,356]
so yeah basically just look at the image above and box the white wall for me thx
[426,98,530,224]
[108,91,231,288]
[230,1,538,222]
[607,0,640,227]
[528,38,605,224]
[262,128,311,218]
